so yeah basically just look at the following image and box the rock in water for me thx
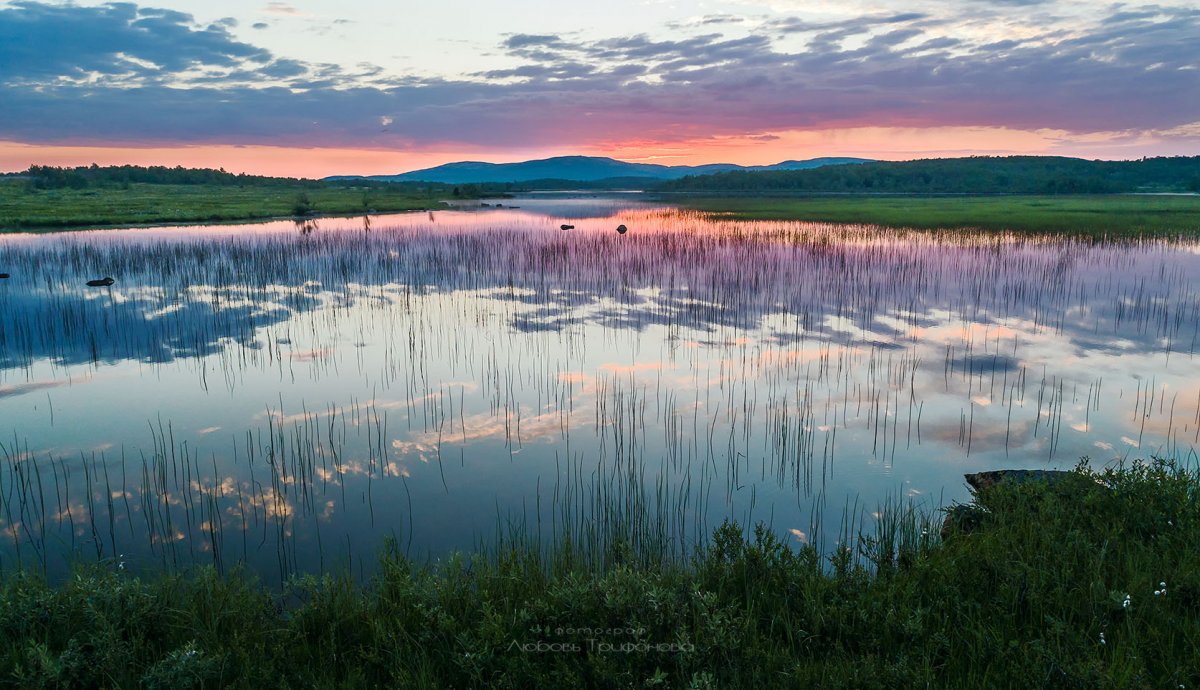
[86,277,115,287]
[616,224,628,234]
[964,469,1077,492]
[942,469,1086,540]
[560,224,575,230]
[0,273,9,279]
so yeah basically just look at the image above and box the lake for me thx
[1,196,1197,582]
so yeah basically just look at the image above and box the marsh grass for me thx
[0,182,445,230]
[672,194,1200,236]
[0,459,1196,688]
[0,211,1198,584]
[1,211,1199,686]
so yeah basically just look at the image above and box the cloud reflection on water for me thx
[0,205,1198,582]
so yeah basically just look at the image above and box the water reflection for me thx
[294,218,319,235]
[0,204,1197,582]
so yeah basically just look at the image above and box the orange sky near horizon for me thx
[4,1,1200,176]
[4,125,1193,178]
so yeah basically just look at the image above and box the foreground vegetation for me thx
[674,194,1200,235]
[0,459,1195,688]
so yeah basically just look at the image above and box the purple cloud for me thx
[0,1,1197,151]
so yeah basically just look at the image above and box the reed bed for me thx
[0,459,1195,687]
[0,209,1197,586]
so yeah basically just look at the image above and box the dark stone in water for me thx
[964,469,1077,492]
[617,224,628,234]
[0,273,8,279]
[942,469,1094,540]
[560,224,575,230]
[86,277,115,287]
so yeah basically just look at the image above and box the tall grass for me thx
[0,210,1198,584]
[0,459,1195,687]
[673,194,1200,236]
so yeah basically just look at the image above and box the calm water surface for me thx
[1,197,1198,580]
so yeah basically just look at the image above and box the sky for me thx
[1,0,1199,177]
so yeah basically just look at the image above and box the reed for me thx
[0,459,1195,687]
[0,209,1197,592]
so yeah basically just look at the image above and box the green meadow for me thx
[0,181,445,230]
[672,194,1200,235]
[1,460,1196,688]
[6,170,1200,235]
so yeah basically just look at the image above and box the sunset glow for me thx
[2,0,1199,176]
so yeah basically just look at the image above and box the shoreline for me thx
[665,193,1200,235]
[0,205,446,234]
[6,188,1200,235]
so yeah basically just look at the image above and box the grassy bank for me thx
[0,181,447,230]
[672,194,1200,235]
[0,459,1196,688]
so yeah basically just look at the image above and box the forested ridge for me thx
[657,156,1200,194]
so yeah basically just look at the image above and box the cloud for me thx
[0,1,274,85]
[504,33,571,51]
[0,1,1198,152]
[0,379,73,399]
[766,11,929,34]
[263,2,300,16]
[665,13,751,30]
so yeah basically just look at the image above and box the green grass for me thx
[0,182,447,230]
[672,194,1200,235]
[0,459,1197,688]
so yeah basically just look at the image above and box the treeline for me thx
[14,157,1200,195]
[5,165,460,194]
[8,164,318,190]
[657,156,1200,194]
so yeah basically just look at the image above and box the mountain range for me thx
[328,155,873,184]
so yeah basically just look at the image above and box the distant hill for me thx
[328,156,873,185]
[657,156,1200,194]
